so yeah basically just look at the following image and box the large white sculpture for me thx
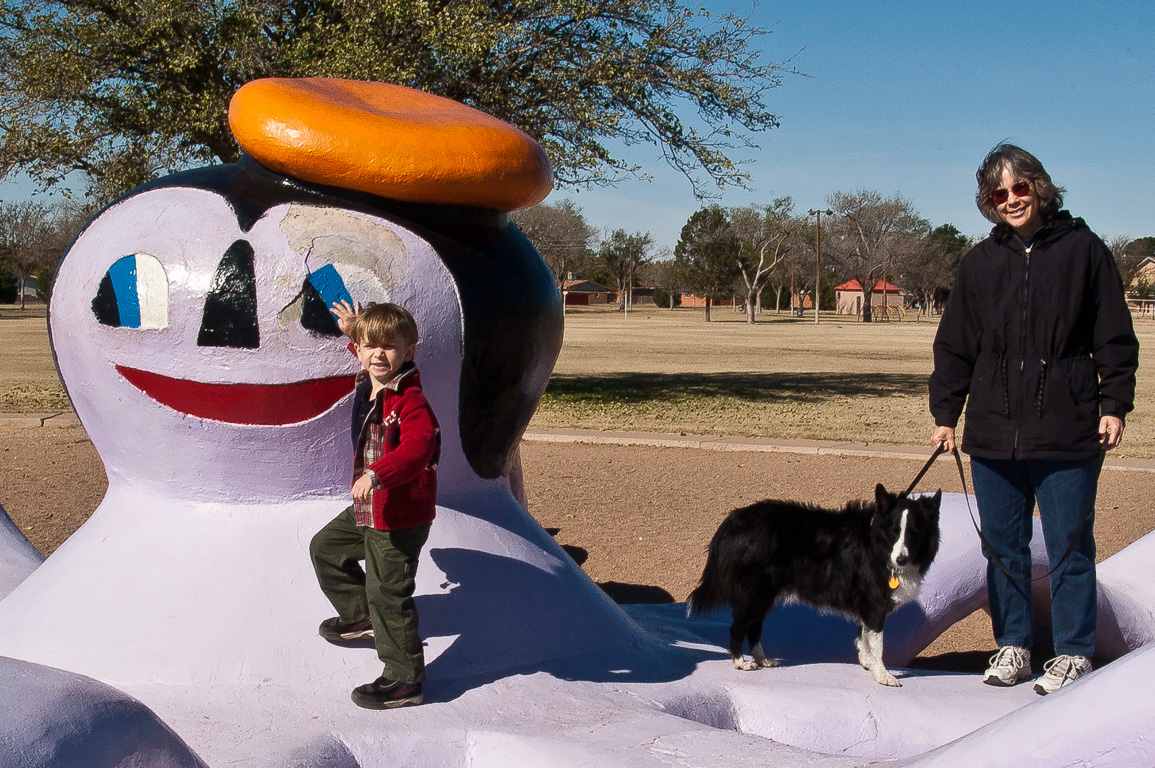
[0,502,41,599]
[1,79,1152,767]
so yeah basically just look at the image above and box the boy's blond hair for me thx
[350,303,419,348]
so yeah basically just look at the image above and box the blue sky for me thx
[560,1,1155,253]
[3,1,1150,256]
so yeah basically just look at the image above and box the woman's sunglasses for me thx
[991,181,1032,205]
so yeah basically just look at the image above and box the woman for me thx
[929,143,1139,695]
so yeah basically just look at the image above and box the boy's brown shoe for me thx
[318,617,374,645]
[351,677,423,709]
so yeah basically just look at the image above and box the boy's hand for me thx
[352,473,375,502]
[330,300,363,337]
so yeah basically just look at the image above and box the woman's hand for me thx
[932,425,956,454]
[1099,415,1125,450]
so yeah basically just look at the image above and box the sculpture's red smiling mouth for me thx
[115,365,356,425]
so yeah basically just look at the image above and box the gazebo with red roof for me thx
[834,279,906,318]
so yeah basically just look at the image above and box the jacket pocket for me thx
[970,353,1009,417]
[1055,355,1098,411]
[1029,354,1100,454]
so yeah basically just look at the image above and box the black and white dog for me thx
[687,484,941,686]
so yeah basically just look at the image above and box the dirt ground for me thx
[4,420,1154,672]
[4,302,1153,673]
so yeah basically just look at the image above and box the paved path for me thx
[523,427,1155,474]
[0,412,81,428]
[7,412,1154,474]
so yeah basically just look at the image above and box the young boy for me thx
[310,301,440,709]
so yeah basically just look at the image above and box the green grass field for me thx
[534,304,1155,458]
[5,301,1155,458]
[0,306,69,412]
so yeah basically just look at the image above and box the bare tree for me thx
[0,201,56,309]
[1109,236,1155,295]
[641,258,683,309]
[763,244,811,314]
[597,229,654,313]
[824,190,924,322]
[786,236,820,314]
[897,224,969,320]
[729,199,803,323]
[511,200,596,290]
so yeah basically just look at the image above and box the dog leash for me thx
[904,443,946,497]
[906,444,1095,586]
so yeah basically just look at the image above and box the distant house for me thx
[790,293,814,312]
[834,279,907,318]
[563,279,615,306]
[631,287,655,305]
[679,293,737,308]
[1132,257,1155,285]
[14,275,41,303]
[1127,257,1155,315]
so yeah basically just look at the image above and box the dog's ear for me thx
[874,483,894,514]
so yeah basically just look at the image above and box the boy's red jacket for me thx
[351,365,440,530]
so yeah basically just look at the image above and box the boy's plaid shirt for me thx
[351,365,440,530]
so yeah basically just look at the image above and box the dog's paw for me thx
[874,672,901,687]
[733,656,780,671]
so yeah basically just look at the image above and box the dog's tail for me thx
[685,547,728,618]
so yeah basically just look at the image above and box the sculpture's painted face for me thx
[50,185,463,502]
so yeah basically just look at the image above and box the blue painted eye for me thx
[91,254,169,329]
[307,264,354,309]
[299,264,354,336]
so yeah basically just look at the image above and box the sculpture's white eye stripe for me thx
[135,255,170,328]
[91,253,169,329]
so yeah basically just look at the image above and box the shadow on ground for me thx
[907,650,992,674]
[545,529,676,605]
[543,372,929,405]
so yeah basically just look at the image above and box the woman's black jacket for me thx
[929,212,1139,460]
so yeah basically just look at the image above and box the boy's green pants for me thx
[310,506,431,683]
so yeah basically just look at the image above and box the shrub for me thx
[0,266,16,303]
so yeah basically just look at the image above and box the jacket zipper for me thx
[1013,243,1033,456]
[1036,360,1048,415]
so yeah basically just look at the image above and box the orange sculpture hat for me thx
[229,78,553,212]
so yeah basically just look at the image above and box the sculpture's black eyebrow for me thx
[126,155,342,232]
[128,155,505,234]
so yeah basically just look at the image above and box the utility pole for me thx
[627,251,635,319]
[808,208,833,324]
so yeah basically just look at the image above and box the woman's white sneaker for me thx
[983,646,1031,686]
[1034,655,1091,695]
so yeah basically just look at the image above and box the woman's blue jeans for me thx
[970,455,1102,658]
